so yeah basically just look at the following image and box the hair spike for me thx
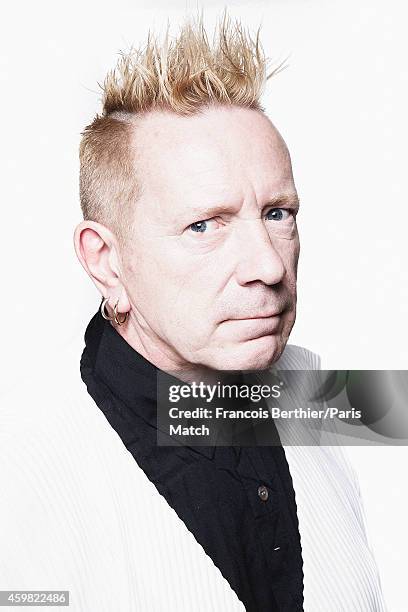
[79,12,282,242]
[100,12,274,116]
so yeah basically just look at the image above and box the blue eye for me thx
[190,220,208,233]
[265,208,290,221]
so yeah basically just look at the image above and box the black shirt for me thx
[80,311,304,611]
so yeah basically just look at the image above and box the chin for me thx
[209,335,287,372]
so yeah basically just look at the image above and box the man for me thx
[0,14,386,612]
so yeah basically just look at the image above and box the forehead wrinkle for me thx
[146,158,242,218]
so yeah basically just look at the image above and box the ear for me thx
[73,220,130,314]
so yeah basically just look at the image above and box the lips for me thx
[228,310,283,321]
[220,313,283,340]
[234,312,281,320]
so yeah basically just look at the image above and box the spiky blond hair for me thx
[79,12,280,242]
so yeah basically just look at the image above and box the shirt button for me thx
[257,485,269,501]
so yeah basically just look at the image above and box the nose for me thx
[234,219,286,286]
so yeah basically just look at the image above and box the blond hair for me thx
[79,12,280,241]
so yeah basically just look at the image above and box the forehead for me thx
[130,106,294,212]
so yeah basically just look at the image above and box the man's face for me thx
[120,105,300,371]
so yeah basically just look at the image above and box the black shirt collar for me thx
[81,310,216,459]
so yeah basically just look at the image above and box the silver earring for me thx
[100,297,113,321]
[113,300,129,326]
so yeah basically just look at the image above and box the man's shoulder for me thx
[0,340,246,612]
[273,343,321,370]
[0,338,99,442]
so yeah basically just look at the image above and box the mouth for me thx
[220,312,284,340]
[233,312,282,321]
[226,309,284,322]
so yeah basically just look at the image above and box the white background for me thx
[1,0,407,609]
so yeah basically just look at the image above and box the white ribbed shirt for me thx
[271,344,387,611]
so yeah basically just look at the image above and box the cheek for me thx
[124,249,218,335]
[123,239,182,295]
[161,275,222,350]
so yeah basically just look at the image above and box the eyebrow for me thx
[265,194,300,209]
[185,194,300,221]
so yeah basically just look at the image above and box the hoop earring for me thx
[113,300,129,326]
[100,297,113,321]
